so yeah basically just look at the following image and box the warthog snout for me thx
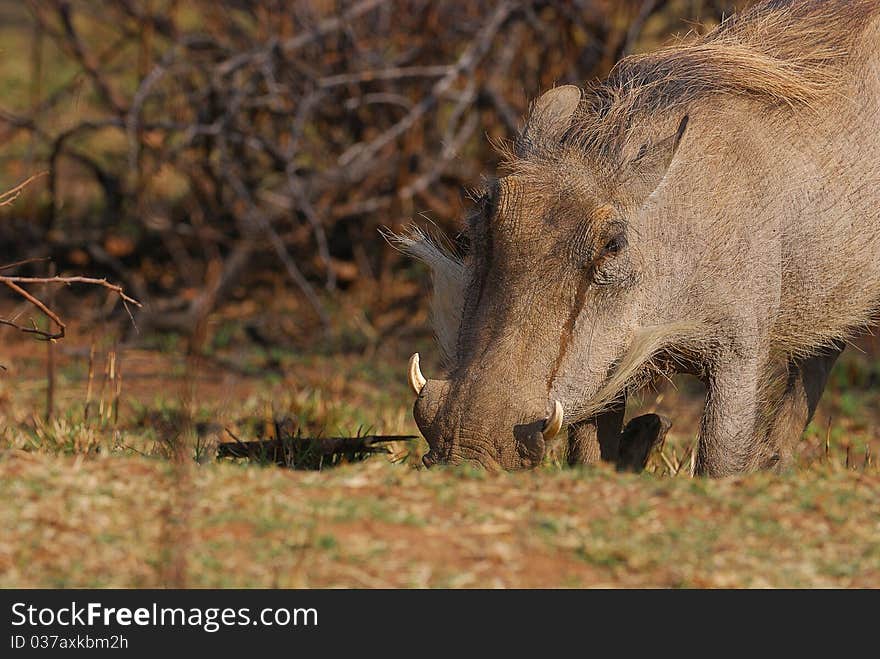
[408,353,565,470]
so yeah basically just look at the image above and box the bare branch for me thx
[0,171,47,207]
[318,65,450,88]
[0,273,142,341]
[1,279,66,340]
[0,257,51,271]
[0,275,142,308]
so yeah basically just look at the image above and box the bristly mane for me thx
[526,0,880,162]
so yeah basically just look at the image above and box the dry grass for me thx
[0,325,877,588]
[0,451,877,588]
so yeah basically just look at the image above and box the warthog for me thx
[393,0,880,475]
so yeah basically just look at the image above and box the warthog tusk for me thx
[542,400,564,440]
[408,353,427,395]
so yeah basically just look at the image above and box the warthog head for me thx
[399,85,690,470]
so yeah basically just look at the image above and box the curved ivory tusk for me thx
[542,400,564,440]
[408,353,427,395]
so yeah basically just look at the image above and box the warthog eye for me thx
[591,231,632,287]
[603,234,626,255]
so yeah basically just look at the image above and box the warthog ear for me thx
[517,85,581,156]
[619,114,689,207]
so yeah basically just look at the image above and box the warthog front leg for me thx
[757,343,844,470]
[566,395,625,466]
[699,343,843,476]
[569,345,843,476]
[696,349,765,477]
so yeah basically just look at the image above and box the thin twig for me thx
[0,275,142,307]
[1,279,66,339]
[45,262,57,420]
[0,257,51,271]
[0,171,47,207]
